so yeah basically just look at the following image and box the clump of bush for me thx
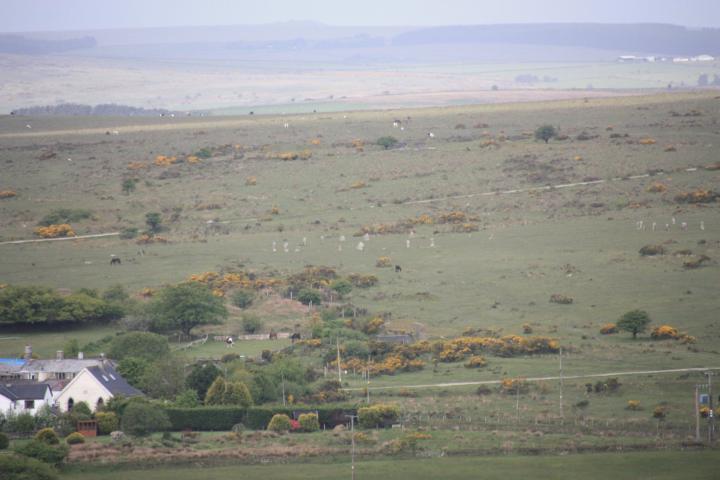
[650,325,679,340]
[375,256,392,268]
[267,414,292,433]
[0,190,17,199]
[549,294,573,304]
[639,245,665,256]
[599,323,618,335]
[683,255,711,269]
[674,189,718,204]
[376,136,399,150]
[298,413,320,432]
[65,432,85,445]
[34,428,60,445]
[500,378,529,395]
[358,404,400,429]
[626,400,641,410]
[646,182,668,193]
[0,432,9,450]
[34,224,75,238]
[464,355,487,368]
[96,412,119,435]
[0,454,59,480]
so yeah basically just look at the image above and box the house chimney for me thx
[77,352,84,360]
[24,345,32,361]
[56,350,64,360]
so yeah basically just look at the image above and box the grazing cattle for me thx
[269,331,278,340]
[290,333,301,343]
[110,257,121,266]
[395,265,402,273]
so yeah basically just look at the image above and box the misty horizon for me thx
[2,0,720,33]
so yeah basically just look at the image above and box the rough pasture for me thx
[0,92,718,370]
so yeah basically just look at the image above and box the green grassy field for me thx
[1,92,719,433]
[63,451,720,480]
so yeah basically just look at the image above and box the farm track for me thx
[344,366,720,391]
[0,232,119,245]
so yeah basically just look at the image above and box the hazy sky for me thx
[2,0,719,32]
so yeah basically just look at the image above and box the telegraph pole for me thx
[345,414,358,480]
[366,355,371,404]
[694,384,701,442]
[559,347,565,424]
[705,371,714,443]
[337,337,342,383]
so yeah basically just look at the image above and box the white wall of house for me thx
[56,370,112,412]
[0,389,54,415]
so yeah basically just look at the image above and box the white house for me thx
[56,364,142,412]
[0,383,54,415]
[18,350,108,382]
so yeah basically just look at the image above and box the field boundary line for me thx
[0,232,119,246]
[343,366,720,391]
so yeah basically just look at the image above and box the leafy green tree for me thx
[122,178,137,195]
[231,289,254,309]
[241,314,263,334]
[139,355,187,399]
[203,377,252,407]
[617,310,652,339]
[534,124,557,143]
[145,212,162,233]
[297,288,322,306]
[330,279,352,297]
[63,339,80,358]
[108,332,170,361]
[147,283,227,336]
[173,389,200,408]
[121,401,170,436]
[95,412,119,435]
[70,401,92,420]
[376,136,399,150]
[185,363,222,399]
[117,357,150,388]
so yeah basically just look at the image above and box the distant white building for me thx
[0,383,54,415]
[693,54,715,62]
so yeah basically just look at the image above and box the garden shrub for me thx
[358,404,399,429]
[375,256,392,268]
[4,412,36,433]
[95,412,119,435]
[71,401,92,420]
[298,413,320,432]
[0,431,9,450]
[15,441,69,465]
[121,401,170,436]
[267,414,292,433]
[34,428,59,445]
[65,432,85,445]
[0,454,58,480]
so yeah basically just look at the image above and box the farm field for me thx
[1,91,719,449]
[63,451,720,480]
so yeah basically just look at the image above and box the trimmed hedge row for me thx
[163,405,357,431]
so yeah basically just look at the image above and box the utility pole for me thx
[345,414,357,480]
[559,347,565,424]
[281,371,286,407]
[695,384,701,442]
[337,337,342,383]
[705,371,714,443]
[366,355,371,404]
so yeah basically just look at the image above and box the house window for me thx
[57,372,66,379]
[24,400,35,409]
[96,398,104,409]
[68,398,74,411]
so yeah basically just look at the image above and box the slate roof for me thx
[0,382,51,400]
[20,358,106,374]
[86,365,143,397]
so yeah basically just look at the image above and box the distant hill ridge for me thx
[10,103,175,116]
[0,34,96,54]
[393,23,720,55]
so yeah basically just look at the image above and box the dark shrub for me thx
[0,454,58,480]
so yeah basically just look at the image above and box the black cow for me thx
[110,257,121,266]
[290,333,301,343]
[395,265,402,273]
